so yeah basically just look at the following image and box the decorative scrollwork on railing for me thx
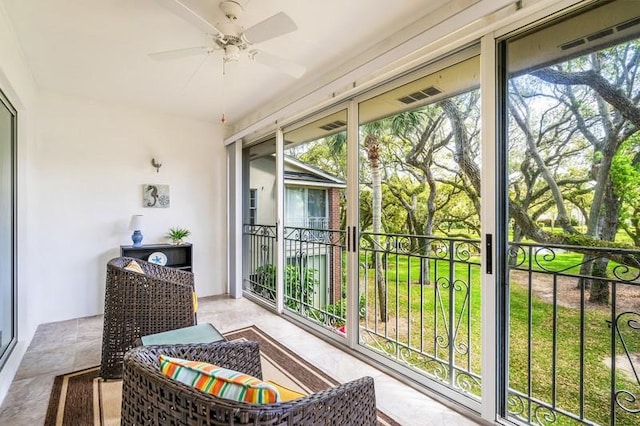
[611,263,640,283]
[507,392,527,418]
[452,279,470,355]
[508,244,527,268]
[325,229,346,247]
[615,390,640,414]
[507,393,560,425]
[389,234,413,255]
[435,277,451,349]
[431,239,450,260]
[454,371,481,395]
[243,223,277,238]
[614,312,640,385]
[400,348,449,382]
[613,311,640,414]
[305,307,344,329]
[454,241,480,263]
[533,403,558,425]
[283,227,301,240]
[420,359,450,382]
[284,226,345,246]
[533,246,558,272]
[397,345,412,364]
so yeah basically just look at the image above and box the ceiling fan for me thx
[152,0,306,78]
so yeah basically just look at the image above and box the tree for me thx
[507,41,640,303]
[363,133,388,321]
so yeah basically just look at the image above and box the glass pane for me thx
[307,189,326,223]
[283,110,348,334]
[243,139,278,305]
[0,93,15,367]
[285,187,306,226]
[504,1,640,424]
[358,48,482,403]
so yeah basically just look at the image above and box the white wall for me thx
[0,3,228,403]
[250,156,277,225]
[30,91,227,325]
[0,0,38,405]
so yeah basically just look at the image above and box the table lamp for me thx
[129,214,144,247]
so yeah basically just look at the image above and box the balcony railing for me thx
[243,224,640,425]
[285,217,329,229]
[507,242,640,426]
[358,232,483,400]
[242,224,277,305]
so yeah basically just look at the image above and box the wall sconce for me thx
[151,158,162,173]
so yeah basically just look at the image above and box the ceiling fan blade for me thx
[149,46,213,61]
[250,50,306,78]
[155,0,222,36]
[243,12,297,44]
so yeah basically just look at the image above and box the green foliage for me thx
[166,227,191,243]
[255,263,317,310]
[611,135,640,245]
[321,294,366,327]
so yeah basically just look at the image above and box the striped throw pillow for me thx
[159,355,281,404]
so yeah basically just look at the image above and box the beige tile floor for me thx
[0,295,481,426]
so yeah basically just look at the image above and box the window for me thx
[249,188,257,225]
[0,88,16,371]
[285,187,328,228]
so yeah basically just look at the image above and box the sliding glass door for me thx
[282,109,349,335]
[236,2,640,422]
[242,138,278,307]
[502,1,640,424]
[0,89,16,370]
[356,46,484,408]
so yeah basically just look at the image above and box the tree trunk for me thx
[588,179,621,304]
[420,164,437,285]
[365,134,388,322]
[588,259,609,304]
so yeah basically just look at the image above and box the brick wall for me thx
[328,188,343,303]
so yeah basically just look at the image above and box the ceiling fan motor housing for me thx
[219,1,248,20]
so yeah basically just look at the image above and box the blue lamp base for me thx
[131,230,143,247]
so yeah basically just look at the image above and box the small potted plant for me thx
[166,227,191,245]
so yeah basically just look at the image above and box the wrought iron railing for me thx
[242,224,640,424]
[507,242,640,426]
[243,223,347,328]
[358,232,483,399]
[285,217,329,229]
[282,226,347,331]
[242,224,277,305]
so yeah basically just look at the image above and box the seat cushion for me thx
[159,355,281,404]
[267,380,306,402]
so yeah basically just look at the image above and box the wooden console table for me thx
[120,243,193,272]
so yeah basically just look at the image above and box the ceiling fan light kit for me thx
[224,44,241,62]
[152,0,306,78]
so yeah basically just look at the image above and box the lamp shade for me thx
[129,215,144,231]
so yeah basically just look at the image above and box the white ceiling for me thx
[1,0,448,128]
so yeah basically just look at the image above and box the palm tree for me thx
[363,133,388,322]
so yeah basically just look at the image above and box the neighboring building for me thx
[248,155,345,307]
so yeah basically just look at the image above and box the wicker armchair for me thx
[121,341,378,426]
[99,256,196,379]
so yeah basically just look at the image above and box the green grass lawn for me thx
[356,251,640,425]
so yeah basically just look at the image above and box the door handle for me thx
[486,233,493,274]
